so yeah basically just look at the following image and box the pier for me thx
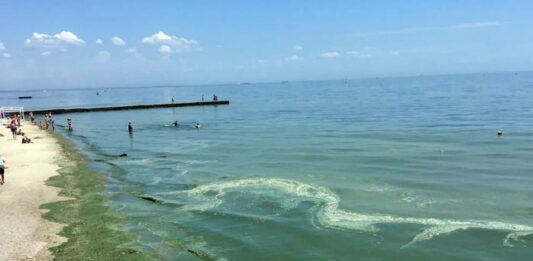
[27,100,230,115]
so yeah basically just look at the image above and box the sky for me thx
[1,0,533,90]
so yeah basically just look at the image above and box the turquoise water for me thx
[8,72,533,260]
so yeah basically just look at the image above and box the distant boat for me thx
[239,82,251,85]
[18,96,32,99]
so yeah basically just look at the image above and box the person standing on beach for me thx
[44,115,49,129]
[128,122,133,133]
[9,119,17,140]
[0,159,6,185]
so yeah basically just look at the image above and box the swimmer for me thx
[497,130,503,136]
[128,122,133,133]
[172,120,179,127]
[194,123,202,129]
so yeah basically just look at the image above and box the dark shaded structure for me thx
[27,100,230,115]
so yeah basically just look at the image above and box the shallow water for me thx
[8,72,533,260]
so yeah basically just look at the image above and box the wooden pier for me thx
[27,100,230,115]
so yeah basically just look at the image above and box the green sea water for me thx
[14,72,533,260]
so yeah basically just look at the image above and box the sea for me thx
[3,72,533,260]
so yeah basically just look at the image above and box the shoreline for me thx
[41,131,149,260]
[0,123,66,260]
[0,122,149,260]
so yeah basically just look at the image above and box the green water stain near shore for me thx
[40,135,152,261]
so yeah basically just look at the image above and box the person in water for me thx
[194,123,202,129]
[128,122,133,133]
[172,120,179,127]
[67,118,73,131]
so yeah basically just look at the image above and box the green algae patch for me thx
[40,136,151,260]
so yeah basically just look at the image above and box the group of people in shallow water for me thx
[36,112,55,131]
[127,121,202,133]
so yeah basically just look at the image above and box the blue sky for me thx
[0,0,532,89]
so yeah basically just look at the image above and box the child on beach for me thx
[0,159,6,185]
[22,135,31,144]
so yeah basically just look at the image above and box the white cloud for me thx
[293,45,303,51]
[41,51,52,56]
[390,51,400,56]
[321,51,340,58]
[159,45,172,54]
[256,59,266,64]
[97,50,111,63]
[452,21,505,29]
[95,39,103,44]
[112,36,126,46]
[347,51,371,58]
[0,42,9,58]
[286,55,303,61]
[25,31,85,49]
[142,31,200,52]
[357,21,507,37]
[125,48,141,58]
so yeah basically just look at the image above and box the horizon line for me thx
[0,69,531,93]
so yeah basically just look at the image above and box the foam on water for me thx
[184,178,533,247]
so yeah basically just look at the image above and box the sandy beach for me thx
[0,122,66,260]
